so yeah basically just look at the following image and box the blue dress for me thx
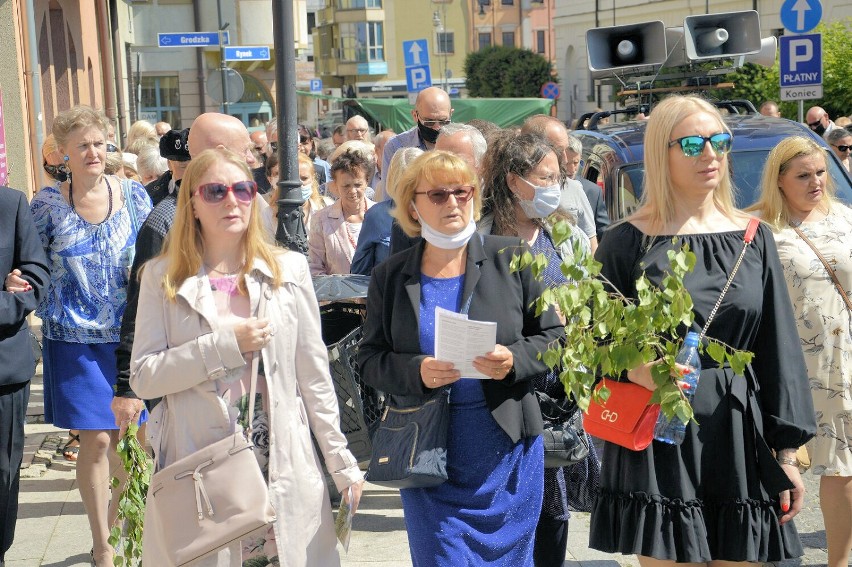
[30,180,151,430]
[400,273,544,567]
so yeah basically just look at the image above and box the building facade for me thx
[553,0,852,126]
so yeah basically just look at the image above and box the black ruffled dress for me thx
[589,222,817,563]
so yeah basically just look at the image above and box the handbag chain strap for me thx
[245,279,269,439]
[698,217,760,343]
[791,224,852,313]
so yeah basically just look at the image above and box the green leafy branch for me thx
[109,423,151,566]
[510,220,754,424]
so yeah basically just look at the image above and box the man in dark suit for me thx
[0,186,48,566]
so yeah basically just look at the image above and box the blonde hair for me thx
[160,148,281,300]
[52,106,109,149]
[383,147,424,202]
[125,120,158,153]
[747,136,835,229]
[391,151,481,237]
[632,95,738,232]
[42,134,60,161]
[268,153,324,216]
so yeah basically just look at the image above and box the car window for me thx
[613,150,852,220]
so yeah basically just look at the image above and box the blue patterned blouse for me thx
[30,178,152,343]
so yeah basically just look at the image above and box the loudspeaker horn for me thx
[683,10,762,61]
[586,21,667,78]
[741,36,777,67]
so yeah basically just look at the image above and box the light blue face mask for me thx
[301,184,313,200]
[515,176,561,219]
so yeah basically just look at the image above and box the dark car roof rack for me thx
[574,99,758,132]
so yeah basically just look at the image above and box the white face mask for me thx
[301,184,313,200]
[411,203,476,250]
[515,176,561,219]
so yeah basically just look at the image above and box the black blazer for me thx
[0,187,49,385]
[358,234,564,443]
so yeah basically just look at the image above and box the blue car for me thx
[574,112,852,221]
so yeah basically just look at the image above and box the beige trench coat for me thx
[130,251,362,567]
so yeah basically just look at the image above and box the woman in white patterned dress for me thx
[750,135,852,567]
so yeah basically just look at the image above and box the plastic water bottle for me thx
[654,332,701,445]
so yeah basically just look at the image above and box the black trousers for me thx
[0,381,29,561]
[534,511,569,567]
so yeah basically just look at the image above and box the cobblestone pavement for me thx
[8,371,834,567]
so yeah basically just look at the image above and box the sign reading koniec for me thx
[779,34,823,101]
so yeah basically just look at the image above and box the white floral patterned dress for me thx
[773,206,852,477]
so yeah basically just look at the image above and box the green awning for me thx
[296,91,555,133]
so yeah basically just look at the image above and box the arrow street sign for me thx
[403,39,429,67]
[158,31,229,48]
[223,46,271,62]
[780,0,822,34]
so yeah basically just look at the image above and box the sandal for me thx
[62,432,80,462]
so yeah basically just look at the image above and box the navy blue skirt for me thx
[43,338,147,430]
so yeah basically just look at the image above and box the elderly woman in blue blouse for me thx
[29,106,152,567]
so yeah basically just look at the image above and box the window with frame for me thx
[337,0,382,8]
[436,31,454,54]
[139,76,180,126]
[478,32,492,50]
[501,0,513,4]
[502,31,515,47]
[339,22,384,62]
[536,30,546,53]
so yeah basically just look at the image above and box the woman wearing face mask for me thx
[479,131,597,567]
[266,153,331,232]
[41,134,69,189]
[358,150,564,566]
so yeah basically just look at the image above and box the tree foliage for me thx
[464,46,557,98]
[725,18,852,119]
[512,220,753,423]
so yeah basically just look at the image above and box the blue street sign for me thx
[405,65,432,93]
[158,32,229,48]
[310,79,323,93]
[780,34,822,87]
[780,0,822,34]
[223,46,271,62]
[403,39,430,68]
[541,82,560,100]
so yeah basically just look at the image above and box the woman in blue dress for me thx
[478,131,600,567]
[29,106,151,567]
[359,151,564,566]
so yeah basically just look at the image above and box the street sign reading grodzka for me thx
[158,32,229,48]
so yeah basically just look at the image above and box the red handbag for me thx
[584,380,660,451]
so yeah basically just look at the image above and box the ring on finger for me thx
[433,378,436,385]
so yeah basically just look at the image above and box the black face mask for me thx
[43,163,69,183]
[812,122,826,136]
[417,120,440,145]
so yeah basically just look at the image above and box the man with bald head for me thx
[382,86,454,180]
[345,115,371,142]
[805,105,838,138]
[111,112,270,428]
[522,114,598,251]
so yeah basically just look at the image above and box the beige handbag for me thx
[145,284,276,566]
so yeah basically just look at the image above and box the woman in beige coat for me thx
[130,148,364,567]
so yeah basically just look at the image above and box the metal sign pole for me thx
[216,0,229,114]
